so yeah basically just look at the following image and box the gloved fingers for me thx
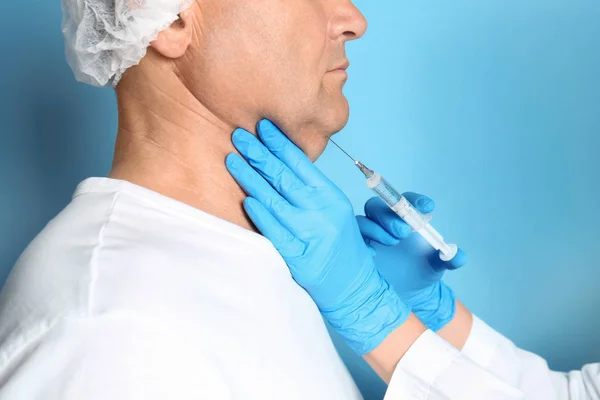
[446,247,467,270]
[402,192,435,214]
[226,153,296,219]
[356,215,400,246]
[231,128,312,208]
[364,197,413,240]
[256,120,329,187]
[243,197,306,259]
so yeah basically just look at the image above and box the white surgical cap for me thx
[62,0,195,87]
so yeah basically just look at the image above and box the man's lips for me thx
[328,60,350,73]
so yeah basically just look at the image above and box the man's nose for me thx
[329,1,368,41]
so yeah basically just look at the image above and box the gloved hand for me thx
[226,120,411,355]
[358,196,467,331]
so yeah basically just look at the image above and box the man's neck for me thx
[110,71,257,232]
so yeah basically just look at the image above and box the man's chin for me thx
[306,110,350,161]
[328,97,351,136]
[280,96,350,162]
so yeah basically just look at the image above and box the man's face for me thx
[181,0,367,160]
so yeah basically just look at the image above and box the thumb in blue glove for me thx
[357,196,466,332]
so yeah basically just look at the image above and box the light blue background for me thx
[1,1,599,399]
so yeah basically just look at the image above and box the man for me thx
[0,0,371,398]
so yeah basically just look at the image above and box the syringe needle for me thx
[328,138,374,178]
[329,138,358,163]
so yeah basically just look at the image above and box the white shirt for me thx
[0,178,362,400]
[386,317,600,399]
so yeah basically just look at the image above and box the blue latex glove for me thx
[357,196,467,331]
[226,120,411,355]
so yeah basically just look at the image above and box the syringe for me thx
[330,139,461,264]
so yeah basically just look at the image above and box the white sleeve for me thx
[385,330,526,400]
[0,312,231,400]
[463,315,600,400]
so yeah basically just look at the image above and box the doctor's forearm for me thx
[437,300,473,351]
[364,301,473,383]
[363,314,427,383]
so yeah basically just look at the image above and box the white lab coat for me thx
[385,316,600,399]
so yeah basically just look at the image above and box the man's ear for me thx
[150,8,194,58]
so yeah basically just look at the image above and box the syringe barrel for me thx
[366,173,458,261]
[366,173,428,231]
